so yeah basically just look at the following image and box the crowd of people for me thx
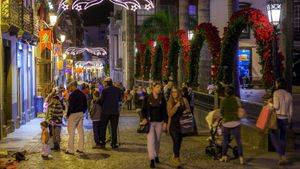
[39,77,293,168]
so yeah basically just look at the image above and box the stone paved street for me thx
[7,110,298,169]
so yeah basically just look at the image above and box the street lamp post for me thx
[266,0,282,87]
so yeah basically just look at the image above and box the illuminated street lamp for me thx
[188,30,194,40]
[49,13,58,26]
[266,0,282,28]
[266,0,282,83]
[60,34,66,43]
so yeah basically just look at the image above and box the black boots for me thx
[155,157,160,163]
[150,159,155,168]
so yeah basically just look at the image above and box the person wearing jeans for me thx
[167,87,191,167]
[269,78,293,165]
[219,86,244,165]
[66,81,87,155]
[142,83,167,168]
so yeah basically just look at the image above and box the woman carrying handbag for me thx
[167,87,191,167]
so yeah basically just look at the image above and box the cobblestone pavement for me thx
[10,111,300,169]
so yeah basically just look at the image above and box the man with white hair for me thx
[65,81,87,155]
[98,77,122,149]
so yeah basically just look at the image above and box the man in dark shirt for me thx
[66,81,87,155]
[98,77,122,149]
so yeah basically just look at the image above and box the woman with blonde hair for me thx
[167,86,191,166]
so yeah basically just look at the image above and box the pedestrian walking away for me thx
[141,82,168,168]
[167,86,191,167]
[269,78,293,165]
[219,86,244,165]
[66,81,88,155]
[98,77,122,149]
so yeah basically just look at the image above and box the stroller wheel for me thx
[232,146,239,158]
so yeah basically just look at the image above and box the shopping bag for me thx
[268,109,278,130]
[256,105,271,130]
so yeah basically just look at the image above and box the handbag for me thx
[137,123,150,134]
[180,112,196,136]
[268,109,278,130]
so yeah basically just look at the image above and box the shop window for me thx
[238,48,252,87]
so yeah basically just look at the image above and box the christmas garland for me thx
[152,44,163,80]
[189,23,221,86]
[143,46,152,80]
[217,8,284,89]
[168,37,180,82]
[157,35,170,79]
[135,44,146,78]
[176,30,191,82]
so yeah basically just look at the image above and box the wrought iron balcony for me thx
[1,0,38,36]
[1,0,22,30]
[22,6,33,34]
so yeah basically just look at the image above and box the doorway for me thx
[3,39,12,134]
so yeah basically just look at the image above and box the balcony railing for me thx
[1,0,38,36]
[22,6,33,34]
[1,0,22,29]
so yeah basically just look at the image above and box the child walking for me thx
[41,121,51,160]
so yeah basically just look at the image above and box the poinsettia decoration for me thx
[157,35,170,79]
[176,30,191,81]
[189,23,221,85]
[135,44,146,78]
[218,7,284,89]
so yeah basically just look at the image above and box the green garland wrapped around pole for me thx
[144,47,151,80]
[152,44,163,81]
[168,37,180,83]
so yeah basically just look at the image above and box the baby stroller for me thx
[205,110,239,160]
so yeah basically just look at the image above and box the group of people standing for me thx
[40,77,293,168]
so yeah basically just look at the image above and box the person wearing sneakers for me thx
[269,78,293,165]
[141,82,168,168]
[167,86,191,167]
[66,81,88,155]
[219,86,244,165]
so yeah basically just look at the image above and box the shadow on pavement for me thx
[78,152,110,160]
[114,147,147,153]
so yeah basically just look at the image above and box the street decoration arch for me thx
[189,23,221,86]
[217,8,284,88]
[135,44,146,78]
[59,0,154,13]
[168,30,190,82]
[65,47,107,56]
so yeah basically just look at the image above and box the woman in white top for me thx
[270,78,293,165]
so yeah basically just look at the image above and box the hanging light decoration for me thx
[65,47,107,56]
[58,0,154,13]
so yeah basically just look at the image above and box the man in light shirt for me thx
[269,78,293,165]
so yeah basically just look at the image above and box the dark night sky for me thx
[81,1,114,26]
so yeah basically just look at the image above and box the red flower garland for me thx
[222,7,284,88]
[157,35,170,78]
[175,30,191,80]
[195,23,221,79]
[137,44,146,78]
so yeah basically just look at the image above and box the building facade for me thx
[0,0,39,139]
